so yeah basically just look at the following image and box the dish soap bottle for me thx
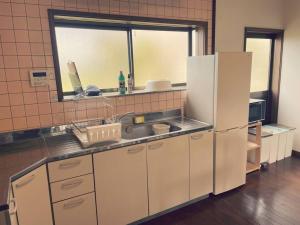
[127,73,133,94]
[118,71,126,95]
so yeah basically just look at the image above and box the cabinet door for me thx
[214,127,247,195]
[190,131,213,200]
[53,193,97,225]
[12,165,53,225]
[9,187,18,225]
[147,135,189,215]
[260,137,271,163]
[94,144,148,225]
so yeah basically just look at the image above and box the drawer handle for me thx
[191,134,203,140]
[148,142,164,150]
[9,198,17,215]
[59,159,81,169]
[15,174,35,188]
[61,179,83,190]
[128,146,144,153]
[63,198,85,209]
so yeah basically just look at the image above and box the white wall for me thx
[215,0,284,52]
[278,0,300,152]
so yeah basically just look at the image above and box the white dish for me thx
[145,80,172,92]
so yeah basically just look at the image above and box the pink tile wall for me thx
[0,0,212,132]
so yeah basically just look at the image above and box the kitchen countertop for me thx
[0,117,212,211]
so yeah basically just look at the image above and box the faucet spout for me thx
[116,112,135,123]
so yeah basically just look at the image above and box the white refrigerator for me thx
[186,52,252,195]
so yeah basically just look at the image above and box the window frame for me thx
[244,27,284,124]
[48,9,208,101]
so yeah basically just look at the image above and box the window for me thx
[244,28,284,124]
[246,38,272,92]
[49,10,207,101]
[132,30,188,86]
[55,28,129,92]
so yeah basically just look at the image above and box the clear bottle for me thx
[127,73,133,94]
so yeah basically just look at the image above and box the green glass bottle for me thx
[118,71,126,95]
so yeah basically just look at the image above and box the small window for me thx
[132,30,188,87]
[49,11,206,100]
[55,27,129,92]
[246,38,272,93]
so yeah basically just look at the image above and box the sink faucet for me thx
[116,112,135,123]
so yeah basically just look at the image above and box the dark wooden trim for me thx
[245,27,284,35]
[292,150,300,158]
[271,32,284,123]
[49,9,208,28]
[212,0,216,54]
[188,28,193,56]
[48,10,64,102]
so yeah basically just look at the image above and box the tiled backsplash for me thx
[0,0,212,132]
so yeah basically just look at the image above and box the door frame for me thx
[244,27,284,124]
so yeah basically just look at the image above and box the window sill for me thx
[62,86,186,101]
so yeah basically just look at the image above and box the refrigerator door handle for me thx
[216,127,240,133]
[240,124,249,129]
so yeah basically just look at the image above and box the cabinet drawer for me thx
[51,174,94,203]
[53,193,97,225]
[48,155,93,182]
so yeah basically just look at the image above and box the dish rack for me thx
[72,95,121,147]
[72,119,121,147]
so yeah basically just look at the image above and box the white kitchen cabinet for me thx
[9,187,18,225]
[53,193,97,225]
[214,127,247,195]
[189,130,213,200]
[94,144,148,225]
[147,135,190,215]
[11,165,53,225]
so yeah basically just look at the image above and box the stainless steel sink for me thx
[121,122,182,140]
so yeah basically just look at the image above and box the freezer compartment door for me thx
[214,126,248,195]
[214,52,252,131]
[186,55,215,124]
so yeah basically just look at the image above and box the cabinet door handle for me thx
[15,174,35,188]
[59,159,81,169]
[61,179,83,190]
[128,146,144,153]
[63,198,85,209]
[191,134,203,140]
[9,198,17,215]
[148,142,164,150]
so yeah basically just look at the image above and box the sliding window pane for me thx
[55,27,129,92]
[246,38,272,92]
[132,30,188,87]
